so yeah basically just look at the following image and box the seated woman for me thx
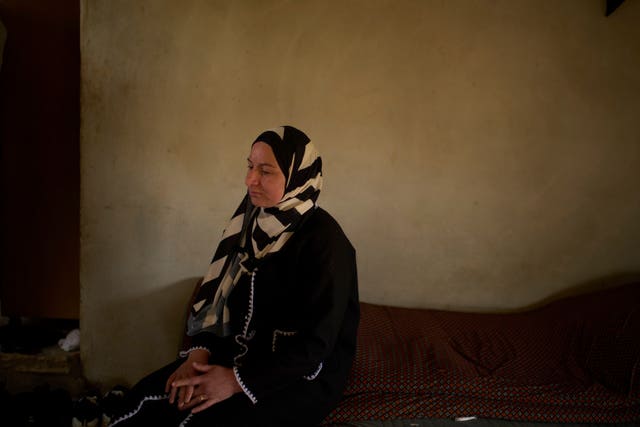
[109,126,360,427]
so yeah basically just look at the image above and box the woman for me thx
[109,126,360,427]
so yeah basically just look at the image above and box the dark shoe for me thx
[72,393,101,427]
[101,385,129,426]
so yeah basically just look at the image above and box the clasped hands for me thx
[165,349,242,414]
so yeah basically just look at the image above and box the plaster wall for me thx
[81,0,640,386]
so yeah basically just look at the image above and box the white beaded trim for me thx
[303,362,323,380]
[233,366,257,404]
[242,269,256,337]
[233,269,257,367]
[178,346,211,358]
[108,394,168,427]
[179,413,193,427]
[271,329,297,352]
[230,269,258,404]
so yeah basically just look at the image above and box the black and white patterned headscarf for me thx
[187,126,323,337]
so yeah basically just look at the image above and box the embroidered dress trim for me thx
[108,394,169,427]
[241,270,256,337]
[178,346,211,358]
[233,366,257,404]
[272,329,297,352]
[304,362,323,380]
[234,269,257,367]
[179,413,193,427]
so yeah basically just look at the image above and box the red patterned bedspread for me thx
[324,282,640,424]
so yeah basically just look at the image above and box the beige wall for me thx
[81,0,640,386]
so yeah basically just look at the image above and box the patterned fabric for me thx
[187,126,322,337]
[323,283,640,424]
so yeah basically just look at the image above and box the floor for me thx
[0,344,86,397]
[0,317,87,397]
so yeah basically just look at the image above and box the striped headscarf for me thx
[187,126,323,337]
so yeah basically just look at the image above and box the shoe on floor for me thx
[101,385,129,427]
[72,393,101,427]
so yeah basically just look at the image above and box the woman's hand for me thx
[165,349,210,407]
[171,363,242,413]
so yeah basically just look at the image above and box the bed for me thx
[323,282,640,427]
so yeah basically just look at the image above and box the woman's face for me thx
[246,141,286,208]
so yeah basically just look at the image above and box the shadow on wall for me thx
[512,271,640,313]
[98,277,200,387]
[94,272,640,387]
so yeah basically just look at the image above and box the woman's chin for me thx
[249,196,265,207]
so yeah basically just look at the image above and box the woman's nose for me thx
[246,169,259,186]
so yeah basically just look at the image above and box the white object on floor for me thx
[59,328,80,351]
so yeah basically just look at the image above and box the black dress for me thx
[109,208,360,427]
